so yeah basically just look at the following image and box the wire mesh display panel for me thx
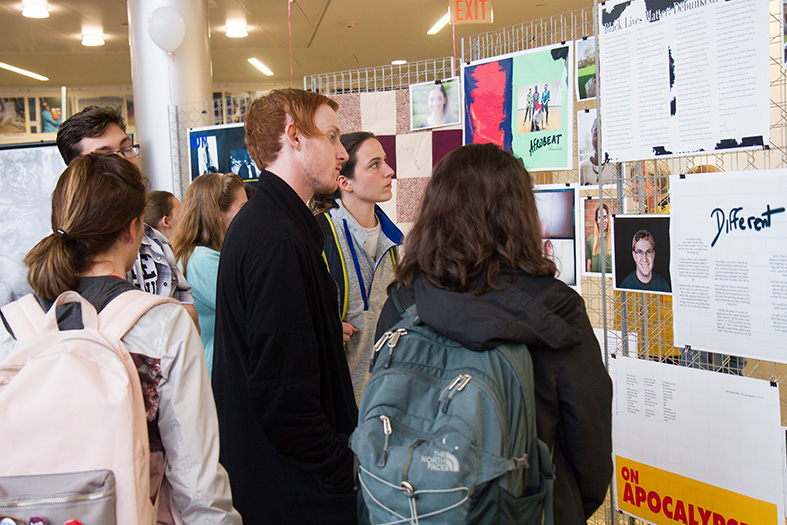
[303,57,457,95]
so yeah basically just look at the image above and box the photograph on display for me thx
[577,109,617,186]
[670,169,787,364]
[409,78,461,131]
[463,42,573,171]
[188,123,259,185]
[534,184,580,290]
[0,98,25,134]
[511,43,573,171]
[612,214,671,295]
[463,57,514,151]
[610,356,784,525]
[40,96,64,133]
[598,0,769,162]
[575,37,597,101]
[581,197,618,277]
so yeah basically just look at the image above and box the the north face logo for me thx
[421,450,460,472]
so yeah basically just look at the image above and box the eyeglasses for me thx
[111,144,141,159]
[633,249,654,257]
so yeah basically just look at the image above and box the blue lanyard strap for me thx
[342,219,369,311]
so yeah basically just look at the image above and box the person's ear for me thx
[124,217,141,243]
[338,175,353,192]
[284,123,300,150]
[158,216,170,232]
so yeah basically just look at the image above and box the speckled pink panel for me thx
[395,89,412,135]
[332,93,361,133]
[396,177,430,223]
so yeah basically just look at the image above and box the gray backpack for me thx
[351,295,554,524]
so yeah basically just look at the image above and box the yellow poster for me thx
[616,456,778,525]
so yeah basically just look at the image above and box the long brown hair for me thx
[592,203,611,256]
[24,153,146,300]
[171,172,245,275]
[396,143,556,294]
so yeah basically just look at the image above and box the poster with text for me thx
[610,356,783,525]
[670,169,787,363]
[534,184,580,291]
[464,43,573,171]
[598,0,769,162]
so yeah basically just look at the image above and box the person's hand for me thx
[342,322,357,343]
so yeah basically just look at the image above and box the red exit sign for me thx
[453,0,494,24]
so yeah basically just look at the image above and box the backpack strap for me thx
[0,294,47,340]
[538,439,555,525]
[315,211,349,320]
[98,290,178,340]
[1,291,101,341]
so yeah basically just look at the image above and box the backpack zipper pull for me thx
[383,328,407,369]
[442,374,472,413]
[377,414,392,467]
[435,374,464,416]
[369,331,393,372]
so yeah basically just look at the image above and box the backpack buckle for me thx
[400,481,415,498]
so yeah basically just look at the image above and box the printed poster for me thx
[534,184,580,291]
[670,169,787,363]
[464,43,573,171]
[598,0,769,162]
[610,356,783,525]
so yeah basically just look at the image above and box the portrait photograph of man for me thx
[612,214,672,295]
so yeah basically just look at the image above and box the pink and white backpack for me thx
[0,290,176,525]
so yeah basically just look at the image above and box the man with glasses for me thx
[620,229,671,292]
[56,105,199,329]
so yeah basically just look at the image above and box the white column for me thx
[127,0,212,192]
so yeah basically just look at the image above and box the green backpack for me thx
[351,291,554,524]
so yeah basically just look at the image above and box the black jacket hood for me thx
[413,274,584,352]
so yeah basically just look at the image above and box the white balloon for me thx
[147,6,186,53]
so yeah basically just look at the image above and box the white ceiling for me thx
[0,0,591,91]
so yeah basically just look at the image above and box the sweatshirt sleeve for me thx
[131,303,241,524]
[554,297,614,518]
[243,239,354,490]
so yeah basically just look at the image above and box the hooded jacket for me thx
[376,273,613,524]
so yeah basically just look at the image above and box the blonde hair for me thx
[171,172,245,275]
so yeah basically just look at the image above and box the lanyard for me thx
[343,219,369,311]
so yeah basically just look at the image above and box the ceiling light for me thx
[0,62,49,81]
[22,0,49,18]
[226,24,248,38]
[391,60,407,65]
[427,10,450,35]
[81,33,105,47]
[248,58,273,76]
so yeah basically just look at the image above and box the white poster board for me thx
[598,0,769,162]
[611,356,783,524]
[670,169,787,363]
